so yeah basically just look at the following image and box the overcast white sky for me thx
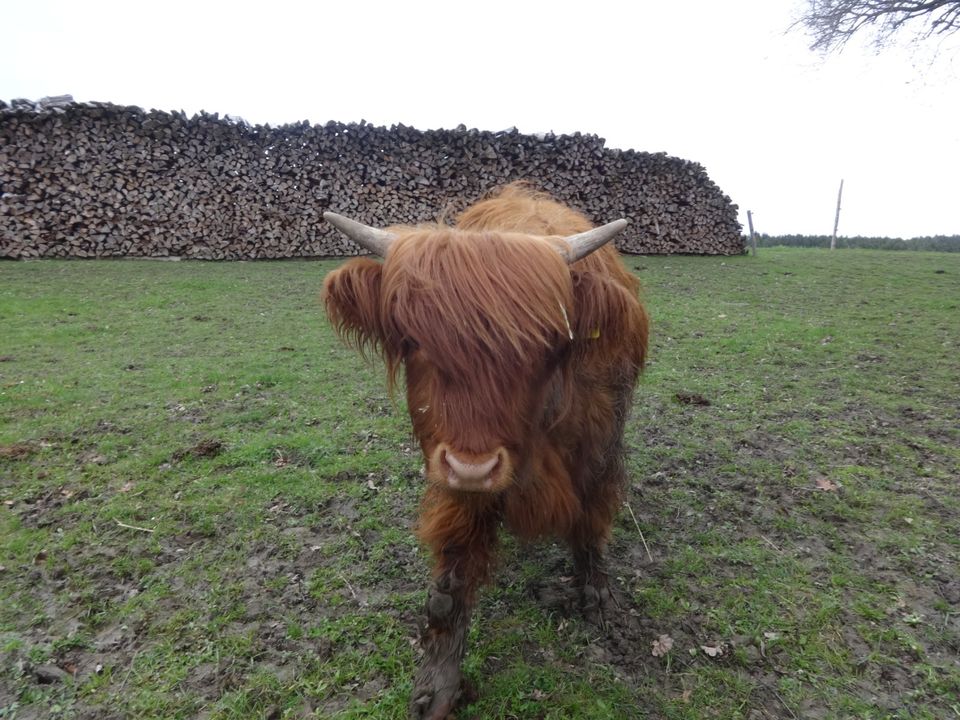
[3,0,958,238]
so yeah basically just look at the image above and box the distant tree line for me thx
[748,234,960,251]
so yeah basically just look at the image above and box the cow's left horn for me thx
[324,212,396,257]
[562,219,629,263]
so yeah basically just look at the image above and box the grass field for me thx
[1,248,958,719]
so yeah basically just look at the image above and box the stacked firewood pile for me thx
[1,98,744,259]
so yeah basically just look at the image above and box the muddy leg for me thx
[411,491,498,719]
[568,438,626,627]
[410,569,473,719]
[571,539,616,627]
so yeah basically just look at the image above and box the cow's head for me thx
[322,214,635,494]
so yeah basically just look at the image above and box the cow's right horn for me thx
[324,212,396,257]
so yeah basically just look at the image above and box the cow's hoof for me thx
[410,664,462,720]
[580,583,614,628]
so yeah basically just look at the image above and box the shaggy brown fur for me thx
[322,182,649,719]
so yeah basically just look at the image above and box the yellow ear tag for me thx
[589,328,601,339]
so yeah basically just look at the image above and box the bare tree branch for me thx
[796,0,960,52]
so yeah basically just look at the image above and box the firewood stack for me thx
[1,99,744,259]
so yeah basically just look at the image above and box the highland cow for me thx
[322,183,649,718]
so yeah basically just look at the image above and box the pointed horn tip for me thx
[598,218,629,235]
[562,217,630,263]
[322,212,361,239]
[322,211,396,257]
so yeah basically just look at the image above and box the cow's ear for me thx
[570,269,649,369]
[322,258,388,359]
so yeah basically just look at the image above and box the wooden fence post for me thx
[831,179,844,250]
[747,210,757,256]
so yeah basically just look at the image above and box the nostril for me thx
[445,450,500,483]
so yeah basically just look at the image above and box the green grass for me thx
[1,249,958,719]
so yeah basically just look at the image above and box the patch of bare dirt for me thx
[171,438,224,461]
[166,401,207,424]
[0,443,37,460]
[12,486,92,528]
[0,442,37,460]
[674,391,711,406]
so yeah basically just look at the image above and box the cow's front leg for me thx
[568,490,621,628]
[410,567,473,719]
[567,455,625,628]
[411,491,497,719]
[571,540,616,627]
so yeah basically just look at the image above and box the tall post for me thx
[831,179,844,250]
[747,210,757,256]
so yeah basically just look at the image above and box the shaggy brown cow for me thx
[322,183,648,718]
